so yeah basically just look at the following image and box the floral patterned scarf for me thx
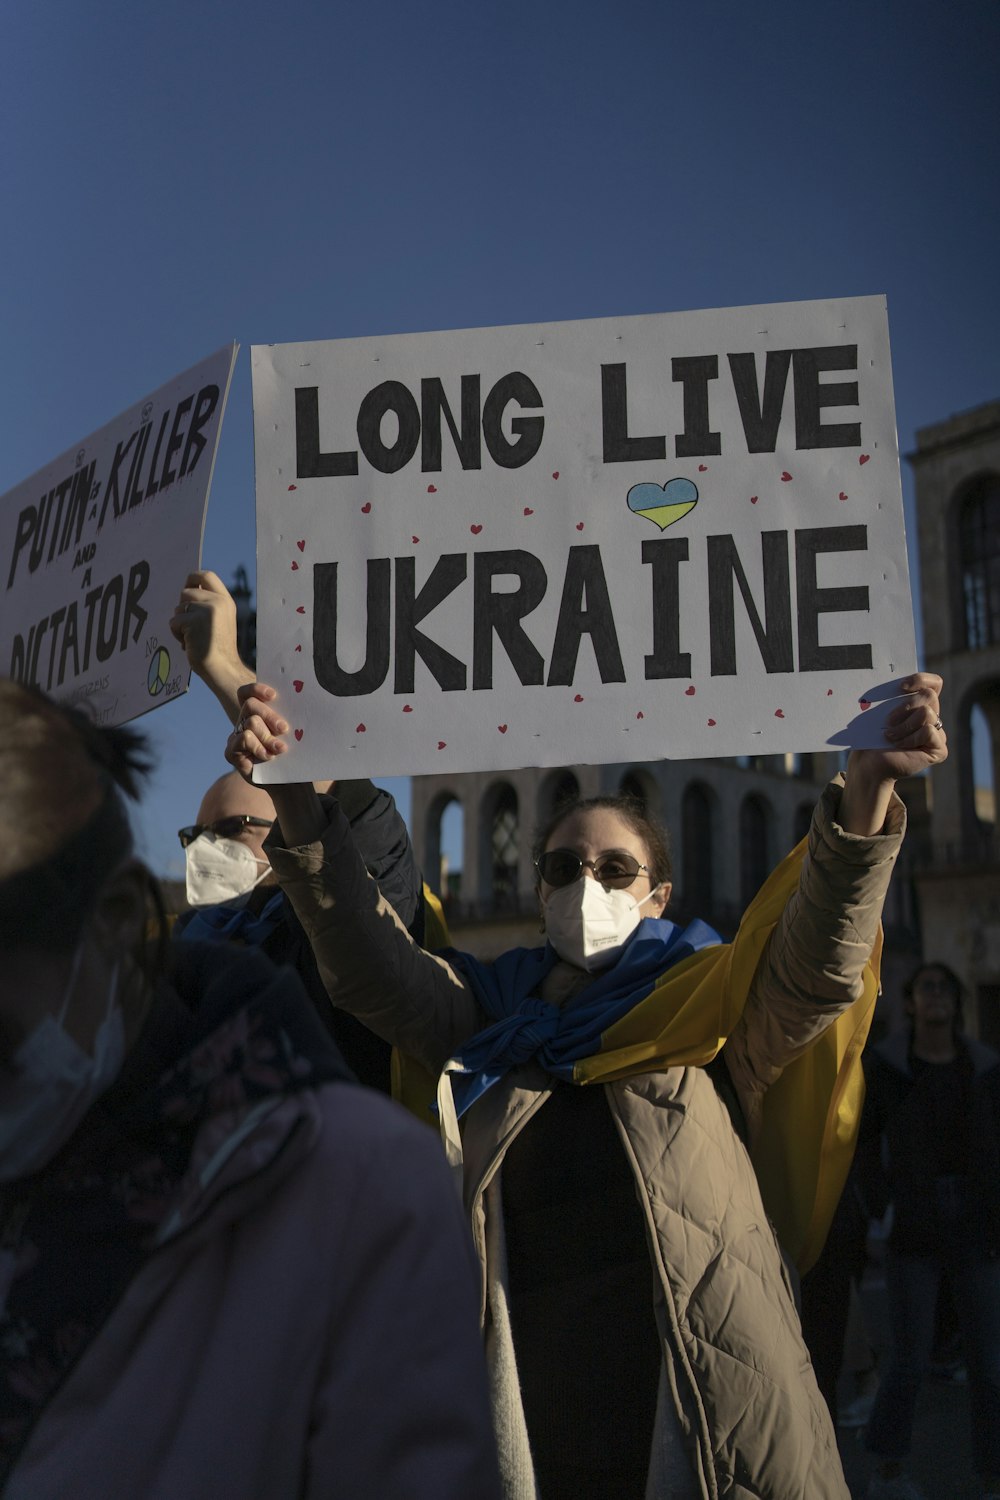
[0,942,350,1483]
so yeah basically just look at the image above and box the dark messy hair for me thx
[0,678,156,950]
[531,793,673,888]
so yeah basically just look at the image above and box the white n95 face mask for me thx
[185,832,270,909]
[543,878,659,973]
[0,945,126,1182]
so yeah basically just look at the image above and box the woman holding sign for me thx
[227,672,947,1500]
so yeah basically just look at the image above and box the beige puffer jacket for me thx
[268,781,905,1500]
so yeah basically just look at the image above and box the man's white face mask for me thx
[185,832,270,909]
[542,878,660,973]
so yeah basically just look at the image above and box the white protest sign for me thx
[1,345,237,727]
[251,297,915,783]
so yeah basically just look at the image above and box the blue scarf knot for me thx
[442,915,720,1118]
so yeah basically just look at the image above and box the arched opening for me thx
[424,790,463,901]
[794,801,814,845]
[535,771,581,849]
[619,771,647,811]
[740,794,771,909]
[439,797,464,906]
[484,782,519,912]
[958,474,1000,650]
[681,783,713,919]
[972,703,996,829]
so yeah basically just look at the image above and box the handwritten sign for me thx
[1,346,237,726]
[251,298,914,782]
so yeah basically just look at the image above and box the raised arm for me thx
[225,685,481,1071]
[724,672,947,1130]
[839,673,947,834]
[170,569,252,724]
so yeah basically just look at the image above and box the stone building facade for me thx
[908,399,1000,1044]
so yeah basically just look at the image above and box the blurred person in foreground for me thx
[0,679,500,1500]
[859,962,1000,1500]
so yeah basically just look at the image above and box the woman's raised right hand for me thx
[225,682,289,780]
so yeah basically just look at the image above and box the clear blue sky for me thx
[3,0,996,879]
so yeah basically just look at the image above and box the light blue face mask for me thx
[0,942,125,1182]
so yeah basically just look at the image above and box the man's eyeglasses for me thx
[177,815,274,849]
[534,849,649,890]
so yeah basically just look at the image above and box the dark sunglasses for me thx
[177,815,274,848]
[534,848,650,890]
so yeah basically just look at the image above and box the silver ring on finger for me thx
[933,718,943,730]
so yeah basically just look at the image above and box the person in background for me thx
[226,671,947,1500]
[860,962,1000,1500]
[0,677,501,1500]
[171,571,425,1092]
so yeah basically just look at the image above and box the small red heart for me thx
[552,471,559,479]
[774,709,785,718]
[292,680,303,693]
[707,718,716,726]
[471,524,483,534]
[427,484,437,493]
[296,540,305,551]
[412,535,419,544]
[294,728,303,741]
[523,507,534,516]
[685,686,696,696]
[859,454,870,465]
[288,484,298,492]
[859,698,871,711]
[574,694,584,703]
[294,644,302,653]
[361,502,371,514]
[750,495,758,505]
[296,606,305,614]
[356,723,366,733]
[839,492,848,501]
[291,560,299,570]
[402,705,413,713]
[698,464,707,472]
[781,471,792,482]
[636,711,644,720]
[576,522,584,531]
[437,741,447,750]
[498,724,508,734]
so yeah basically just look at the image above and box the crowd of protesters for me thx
[1,567,993,1500]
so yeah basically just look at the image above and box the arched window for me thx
[439,798,464,903]
[959,476,1000,649]
[740,795,771,909]
[619,771,647,812]
[491,784,519,909]
[971,702,996,828]
[550,771,580,815]
[425,791,463,902]
[794,802,814,845]
[681,784,713,916]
